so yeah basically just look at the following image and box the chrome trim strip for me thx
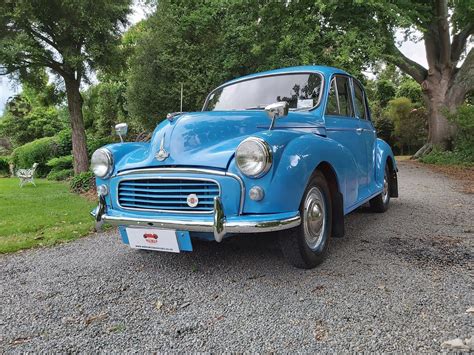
[117,167,246,215]
[116,176,221,215]
[202,70,325,112]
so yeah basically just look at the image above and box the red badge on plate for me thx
[143,233,159,244]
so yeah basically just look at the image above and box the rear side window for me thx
[353,81,368,120]
[325,76,353,117]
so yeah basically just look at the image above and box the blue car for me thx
[91,65,398,269]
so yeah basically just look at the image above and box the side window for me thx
[325,76,354,117]
[326,79,339,115]
[353,81,367,120]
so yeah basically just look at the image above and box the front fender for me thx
[229,132,358,214]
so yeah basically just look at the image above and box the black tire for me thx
[369,164,390,213]
[279,171,332,269]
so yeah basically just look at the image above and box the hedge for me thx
[11,136,60,177]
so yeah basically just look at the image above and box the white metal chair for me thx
[16,163,39,187]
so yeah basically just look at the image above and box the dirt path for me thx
[1,161,472,352]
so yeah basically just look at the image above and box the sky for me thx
[0,5,429,115]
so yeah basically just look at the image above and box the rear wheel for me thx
[279,171,332,269]
[369,164,390,213]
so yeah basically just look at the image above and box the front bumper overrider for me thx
[91,197,301,242]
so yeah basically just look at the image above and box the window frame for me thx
[325,74,355,118]
[202,71,325,112]
[352,78,370,121]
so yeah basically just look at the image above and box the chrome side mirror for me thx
[265,101,289,130]
[115,123,128,143]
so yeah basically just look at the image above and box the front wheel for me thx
[279,171,332,269]
[369,164,390,213]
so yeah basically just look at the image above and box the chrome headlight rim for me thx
[236,137,272,178]
[91,148,114,179]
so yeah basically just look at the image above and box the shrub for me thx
[11,136,59,177]
[0,156,10,176]
[46,155,74,181]
[47,169,74,181]
[56,129,73,157]
[70,171,95,193]
[47,155,73,171]
[420,147,473,166]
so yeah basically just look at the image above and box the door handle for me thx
[356,128,363,134]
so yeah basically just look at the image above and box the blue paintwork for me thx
[95,65,397,244]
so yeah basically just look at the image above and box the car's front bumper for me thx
[91,196,300,242]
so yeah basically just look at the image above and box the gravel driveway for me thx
[1,161,473,352]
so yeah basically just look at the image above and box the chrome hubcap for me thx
[382,173,389,204]
[303,187,326,250]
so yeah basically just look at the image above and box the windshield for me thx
[203,73,323,111]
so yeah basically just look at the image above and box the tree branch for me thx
[448,48,474,105]
[386,43,428,84]
[451,24,474,65]
[435,0,451,67]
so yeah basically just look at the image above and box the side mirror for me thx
[115,123,128,142]
[265,101,289,130]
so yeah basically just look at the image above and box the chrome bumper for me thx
[92,197,300,242]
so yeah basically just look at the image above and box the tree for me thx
[127,1,386,130]
[374,0,473,156]
[0,0,131,173]
[0,71,66,146]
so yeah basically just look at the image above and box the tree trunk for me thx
[414,67,462,158]
[64,79,89,174]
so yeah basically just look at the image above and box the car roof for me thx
[223,65,349,86]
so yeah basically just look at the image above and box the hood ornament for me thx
[155,134,170,161]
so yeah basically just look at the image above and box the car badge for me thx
[187,193,199,208]
[155,134,170,161]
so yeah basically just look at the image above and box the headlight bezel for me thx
[91,148,114,179]
[235,137,272,178]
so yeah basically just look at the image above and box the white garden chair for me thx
[16,163,39,188]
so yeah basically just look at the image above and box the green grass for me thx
[0,178,96,253]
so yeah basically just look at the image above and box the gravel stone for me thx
[0,162,473,352]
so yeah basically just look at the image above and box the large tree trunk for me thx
[64,79,89,174]
[423,68,455,149]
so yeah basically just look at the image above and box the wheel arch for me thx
[314,161,345,238]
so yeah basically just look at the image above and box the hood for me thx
[119,110,323,171]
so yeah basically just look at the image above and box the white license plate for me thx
[126,227,180,253]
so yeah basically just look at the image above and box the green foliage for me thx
[70,171,95,193]
[0,73,66,147]
[0,178,96,253]
[422,104,474,166]
[384,97,427,155]
[373,114,395,148]
[46,155,73,181]
[126,0,386,130]
[47,155,73,171]
[87,136,114,156]
[397,79,423,105]
[376,80,396,107]
[47,169,74,181]
[0,156,10,176]
[11,136,59,177]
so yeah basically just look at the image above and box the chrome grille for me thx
[118,178,219,213]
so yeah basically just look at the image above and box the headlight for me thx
[91,148,114,178]
[235,137,272,178]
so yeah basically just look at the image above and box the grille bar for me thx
[117,178,219,213]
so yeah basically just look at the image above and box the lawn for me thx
[0,178,97,253]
